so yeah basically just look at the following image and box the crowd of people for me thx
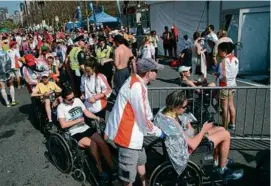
[0,22,242,185]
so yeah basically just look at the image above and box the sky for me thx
[0,1,22,14]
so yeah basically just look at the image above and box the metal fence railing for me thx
[148,86,270,141]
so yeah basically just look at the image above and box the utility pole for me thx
[84,0,89,32]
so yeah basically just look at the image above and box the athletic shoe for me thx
[222,168,244,181]
[228,124,236,130]
[45,121,53,131]
[11,101,19,106]
[6,103,11,108]
[214,158,234,167]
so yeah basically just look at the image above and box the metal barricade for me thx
[148,86,270,141]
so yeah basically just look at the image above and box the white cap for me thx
[178,66,191,73]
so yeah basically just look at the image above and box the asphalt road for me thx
[0,60,269,186]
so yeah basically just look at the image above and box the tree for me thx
[0,20,17,30]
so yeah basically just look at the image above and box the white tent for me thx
[147,1,270,75]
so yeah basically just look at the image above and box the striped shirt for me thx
[105,74,162,149]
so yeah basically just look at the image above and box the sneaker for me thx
[6,103,11,108]
[214,158,234,167]
[228,124,236,131]
[11,101,19,106]
[45,121,53,131]
[222,168,244,181]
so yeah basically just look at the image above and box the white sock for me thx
[1,89,9,105]
[219,166,228,174]
[9,85,15,102]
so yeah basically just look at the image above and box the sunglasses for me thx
[66,97,75,102]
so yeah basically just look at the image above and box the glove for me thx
[159,131,166,139]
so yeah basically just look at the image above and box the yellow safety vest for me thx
[68,47,82,70]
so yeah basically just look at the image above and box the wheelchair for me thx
[31,97,49,134]
[146,137,225,186]
[47,131,101,186]
[47,119,115,186]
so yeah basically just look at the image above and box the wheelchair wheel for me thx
[48,133,73,173]
[31,97,47,133]
[149,161,202,186]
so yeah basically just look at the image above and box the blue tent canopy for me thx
[89,11,118,23]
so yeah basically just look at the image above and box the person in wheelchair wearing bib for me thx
[31,72,62,129]
[57,88,116,182]
[154,91,243,181]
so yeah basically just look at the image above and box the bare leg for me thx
[79,137,103,173]
[91,133,114,169]
[44,99,52,121]
[17,76,21,87]
[208,130,231,167]
[0,82,9,105]
[137,164,146,186]
[228,92,236,125]
[221,98,229,128]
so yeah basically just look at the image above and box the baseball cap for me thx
[24,54,36,67]
[41,45,48,52]
[137,58,164,74]
[178,66,191,73]
[41,71,49,77]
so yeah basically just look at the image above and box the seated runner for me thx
[80,58,112,119]
[154,91,243,180]
[31,72,62,128]
[57,88,116,182]
[179,66,215,88]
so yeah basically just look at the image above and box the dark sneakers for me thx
[217,167,244,181]
[222,168,244,181]
[11,101,19,106]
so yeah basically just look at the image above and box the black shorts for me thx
[71,128,97,142]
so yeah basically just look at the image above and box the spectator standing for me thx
[191,32,207,80]
[217,42,239,130]
[105,58,164,186]
[170,27,178,58]
[138,36,155,59]
[213,30,233,67]
[161,26,171,58]
[7,41,22,89]
[113,35,135,95]
[205,25,218,69]
[150,31,159,60]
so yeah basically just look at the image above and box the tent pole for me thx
[85,0,89,32]
[207,0,209,27]
[219,0,223,29]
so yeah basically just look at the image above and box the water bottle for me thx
[49,89,55,102]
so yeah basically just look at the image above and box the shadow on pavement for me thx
[18,104,40,131]
[156,77,180,86]
[227,161,269,186]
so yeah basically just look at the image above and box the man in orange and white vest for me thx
[105,58,164,186]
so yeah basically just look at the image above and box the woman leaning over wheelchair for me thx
[154,91,243,180]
